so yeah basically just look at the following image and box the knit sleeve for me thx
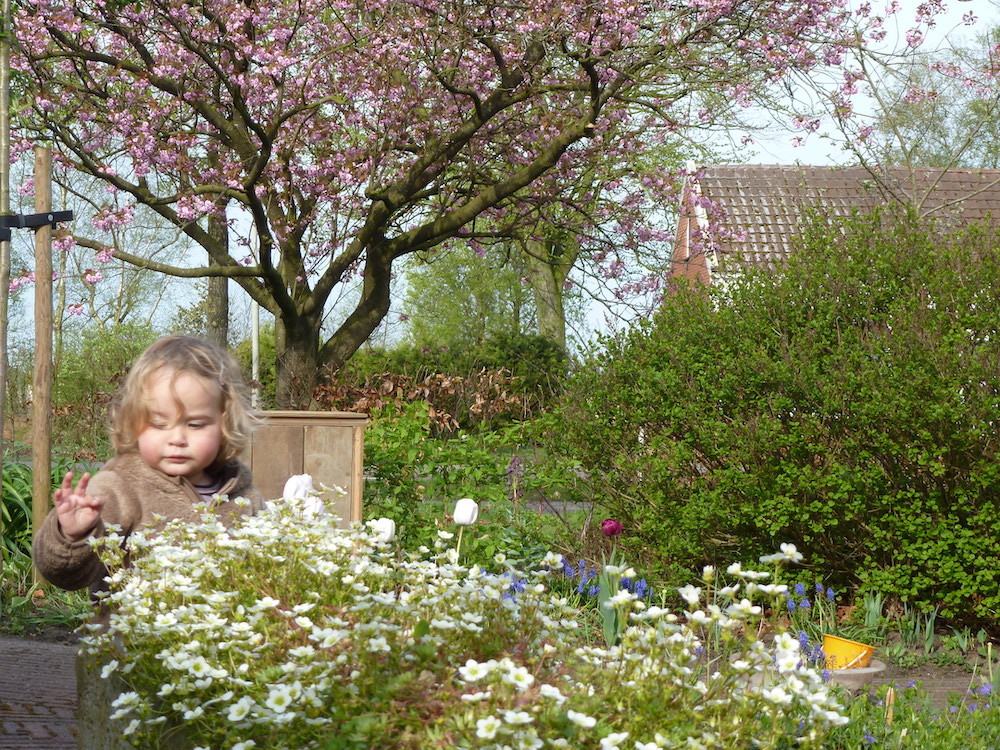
[32,466,142,592]
[32,511,109,592]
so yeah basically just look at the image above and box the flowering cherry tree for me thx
[16,0,860,405]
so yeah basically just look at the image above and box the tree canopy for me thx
[16,0,862,404]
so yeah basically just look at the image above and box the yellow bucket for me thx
[823,634,874,670]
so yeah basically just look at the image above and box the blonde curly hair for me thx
[108,336,260,465]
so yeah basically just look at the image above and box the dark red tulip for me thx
[601,518,623,538]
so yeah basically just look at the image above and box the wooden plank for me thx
[351,423,365,523]
[243,412,367,527]
[249,424,304,502]
[262,410,367,427]
[303,423,357,525]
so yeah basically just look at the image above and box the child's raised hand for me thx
[53,471,106,542]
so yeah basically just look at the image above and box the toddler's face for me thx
[137,368,224,486]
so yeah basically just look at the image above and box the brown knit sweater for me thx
[32,451,265,594]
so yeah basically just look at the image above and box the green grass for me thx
[0,548,89,639]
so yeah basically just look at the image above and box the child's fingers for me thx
[54,472,98,512]
[77,494,105,511]
[74,472,91,497]
[54,485,73,507]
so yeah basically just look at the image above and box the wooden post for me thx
[0,0,12,580]
[32,146,53,585]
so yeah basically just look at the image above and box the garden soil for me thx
[0,627,985,750]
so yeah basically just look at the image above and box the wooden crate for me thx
[245,410,367,527]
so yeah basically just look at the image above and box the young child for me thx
[33,335,266,596]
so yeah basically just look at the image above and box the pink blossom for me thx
[92,205,134,231]
[9,272,34,292]
[53,234,77,253]
[11,0,874,358]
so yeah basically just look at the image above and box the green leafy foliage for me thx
[362,401,434,549]
[362,402,582,569]
[2,458,90,631]
[545,208,1000,619]
[400,244,537,351]
[53,321,159,459]
[2,457,78,559]
[233,321,277,408]
[1,461,33,560]
[830,681,1000,749]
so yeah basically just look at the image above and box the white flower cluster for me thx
[84,507,846,749]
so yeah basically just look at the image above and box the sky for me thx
[743,0,999,166]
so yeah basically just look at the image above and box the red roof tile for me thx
[682,164,1000,277]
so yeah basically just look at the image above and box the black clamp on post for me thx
[0,210,74,242]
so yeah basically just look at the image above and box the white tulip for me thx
[280,474,325,516]
[372,517,396,544]
[282,474,314,500]
[453,498,479,526]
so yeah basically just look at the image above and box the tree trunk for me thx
[275,315,321,409]
[205,275,229,348]
[205,213,229,347]
[522,237,573,351]
[317,247,395,373]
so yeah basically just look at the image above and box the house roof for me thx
[683,164,1000,275]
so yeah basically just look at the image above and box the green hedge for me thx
[546,208,1000,619]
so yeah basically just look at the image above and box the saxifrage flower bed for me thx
[83,502,847,749]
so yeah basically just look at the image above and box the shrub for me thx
[319,332,567,431]
[361,401,583,568]
[544,208,1000,619]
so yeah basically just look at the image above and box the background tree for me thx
[815,9,1000,204]
[401,243,539,351]
[52,322,159,458]
[15,0,865,406]
[17,164,198,343]
[857,25,1000,170]
[451,125,713,351]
